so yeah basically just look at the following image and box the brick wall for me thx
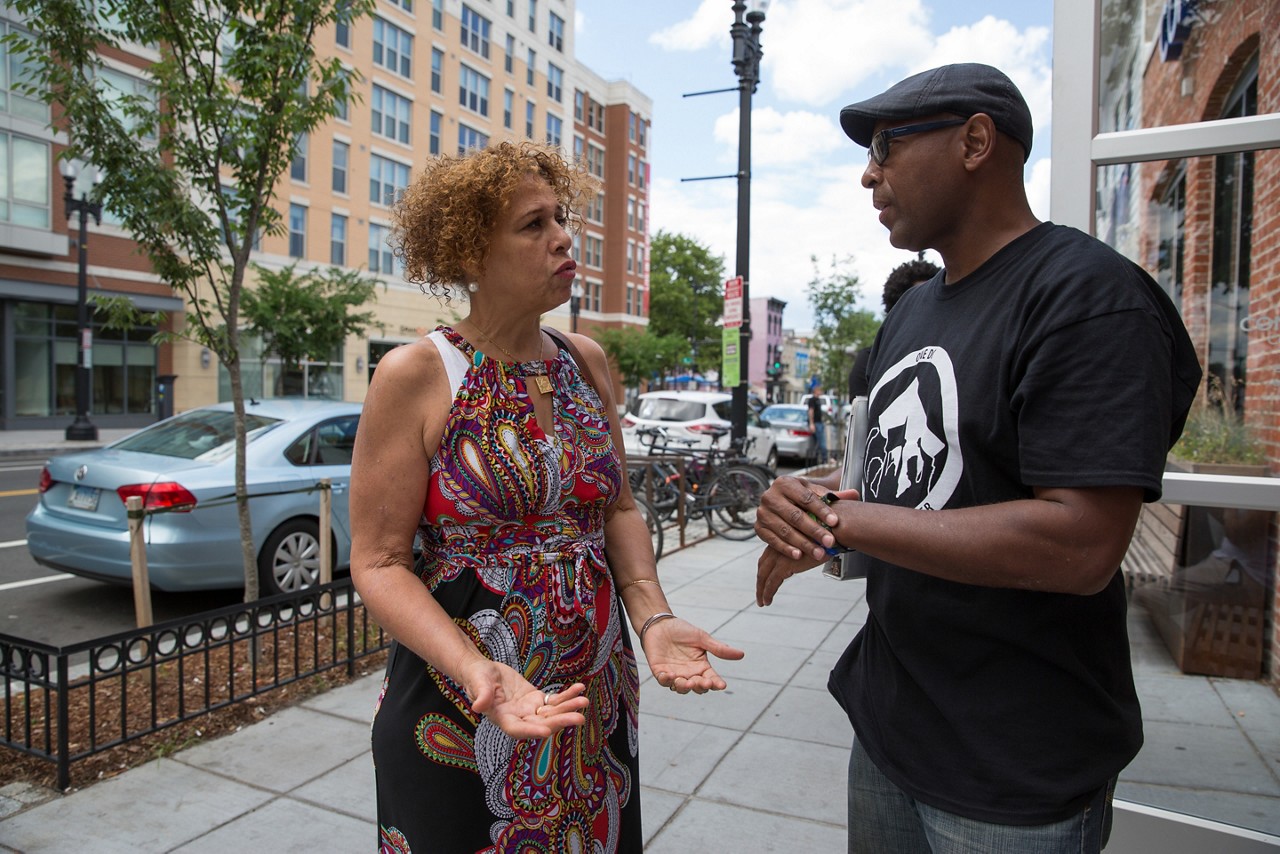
[1139,0,1280,681]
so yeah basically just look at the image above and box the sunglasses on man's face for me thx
[867,119,968,166]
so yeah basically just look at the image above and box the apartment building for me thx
[0,0,651,429]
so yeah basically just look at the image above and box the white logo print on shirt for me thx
[864,347,963,511]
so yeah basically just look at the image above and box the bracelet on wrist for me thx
[619,577,661,595]
[639,611,677,645]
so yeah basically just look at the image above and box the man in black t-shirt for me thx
[806,383,828,464]
[753,64,1201,853]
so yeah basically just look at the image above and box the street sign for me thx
[721,327,740,387]
[723,276,743,329]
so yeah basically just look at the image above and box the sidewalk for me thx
[1,431,1279,851]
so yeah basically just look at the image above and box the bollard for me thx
[126,495,154,627]
[318,478,333,612]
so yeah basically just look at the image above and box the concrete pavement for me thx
[0,430,1278,851]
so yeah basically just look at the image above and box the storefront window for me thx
[219,332,344,401]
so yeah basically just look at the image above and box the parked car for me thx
[26,398,362,596]
[620,390,777,468]
[759,404,817,463]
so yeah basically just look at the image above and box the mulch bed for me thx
[1,614,388,794]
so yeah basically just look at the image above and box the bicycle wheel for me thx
[704,464,771,540]
[630,460,681,520]
[633,495,665,562]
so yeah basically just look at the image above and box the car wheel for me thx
[765,445,778,471]
[258,518,323,596]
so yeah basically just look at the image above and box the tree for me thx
[9,0,375,599]
[242,264,382,395]
[807,254,880,393]
[648,230,726,373]
[594,327,688,408]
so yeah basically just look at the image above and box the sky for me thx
[572,0,1054,331]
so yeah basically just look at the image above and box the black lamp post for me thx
[61,161,103,441]
[570,280,583,333]
[729,0,767,444]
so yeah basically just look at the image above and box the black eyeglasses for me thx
[867,119,968,166]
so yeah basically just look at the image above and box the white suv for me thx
[620,390,777,467]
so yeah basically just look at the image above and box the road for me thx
[0,456,240,648]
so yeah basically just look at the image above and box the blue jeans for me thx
[848,737,1115,854]
[814,422,827,462]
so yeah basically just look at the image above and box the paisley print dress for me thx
[370,326,642,853]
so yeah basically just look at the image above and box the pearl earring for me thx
[468,282,478,293]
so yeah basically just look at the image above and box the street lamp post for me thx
[729,0,767,444]
[570,280,583,333]
[61,161,103,441]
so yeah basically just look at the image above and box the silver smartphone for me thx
[823,396,868,580]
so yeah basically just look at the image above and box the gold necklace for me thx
[471,325,553,394]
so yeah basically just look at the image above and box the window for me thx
[526,48,535,86]
[1,20,46,122]
[506,0,513,15]
[586,191,604,225]
[546,62,562,102]
[431,48,443,94]
[626,284,634,315]
[332,140,348,194]
[288,203,307,258]
[629,112,636,142]
[369,154,411,207]
[638,159,646,189]
[369,222,399,275]
[334,3,351,48]
[528,0,536,31]
[371,84,411,143]
[461,5,491,59]
[458,124,488,155]
[545,113,561,147]
[432,0,443,30]
[627,197,635,230]
[638,200,645,232]
[584,235,602,268]
[333,68,351,121]
[459,64,489,117]
[373,18,413,78]
[548,11,564,51]
[505,34,515,74]
[95,66,157,140]
[627,239,634,273]
[1207,65,1258,417]
[574,90,584,122]
[573,134,583,162]
[586,143,604,179]
[0,132,49,228]
[330,213,347,266]
[389,0,412,11]
[525,101,534,138]
[290,133,307,182]
[504,89,514,129]
[627,154,636,184]
[639,118,647,148]
[430,109,442,156]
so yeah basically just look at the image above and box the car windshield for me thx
[762,407,807,425]
[112,410,281,459]
[636,398,709,422]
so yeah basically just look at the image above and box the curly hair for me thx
[883,258,940,313]
[392,141,599,296]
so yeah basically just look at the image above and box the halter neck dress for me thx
[370,326,642,853]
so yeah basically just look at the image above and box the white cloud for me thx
[763,0,936,106]
[648,0,731,51]
[712,107,847,169]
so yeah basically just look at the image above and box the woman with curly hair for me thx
[349,141,743,853]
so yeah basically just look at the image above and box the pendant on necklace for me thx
[533,374,553,394]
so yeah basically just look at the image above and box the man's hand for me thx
[754,476,848,562]
[756,546,824,606]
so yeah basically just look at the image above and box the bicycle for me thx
[628,426,772,540]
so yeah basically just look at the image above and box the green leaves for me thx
[243,264,381,371]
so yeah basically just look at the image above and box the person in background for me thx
[350,141,743,853]
[847,257,940,400]
[807,382,829,464]
[754,63,1201,853]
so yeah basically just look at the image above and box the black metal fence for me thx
[0,579,389,790]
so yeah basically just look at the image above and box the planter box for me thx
[1125,461,1272,679]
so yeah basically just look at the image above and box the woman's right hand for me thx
[460,658,589,739]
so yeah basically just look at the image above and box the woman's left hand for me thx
[642,618,745,694]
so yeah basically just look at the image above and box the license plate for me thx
[68,485,100,512]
